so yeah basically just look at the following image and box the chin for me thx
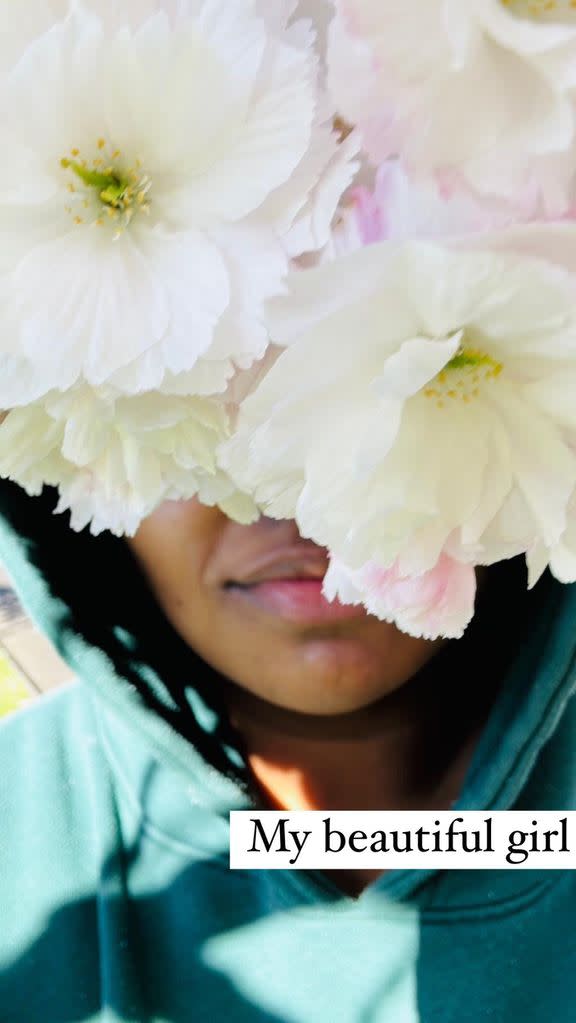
[266,634,418,716]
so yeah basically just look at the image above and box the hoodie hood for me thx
[0,482,250,798]
[2,479,576,904]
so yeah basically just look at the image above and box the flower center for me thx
[60,138,151,233]
[424,342,503,410]
[500,0,576,21]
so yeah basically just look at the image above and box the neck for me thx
[227,643,495,815]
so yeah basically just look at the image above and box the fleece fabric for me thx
[0,481,576,1023]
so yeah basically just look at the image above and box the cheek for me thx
[128,499,225,619]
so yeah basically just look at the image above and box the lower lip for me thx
[226,578,368,624]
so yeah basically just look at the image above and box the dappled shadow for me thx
[0,855,292,1023]
[0,758,296,1023]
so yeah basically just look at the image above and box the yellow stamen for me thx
[423,342,504,410]
[60,137,151,231]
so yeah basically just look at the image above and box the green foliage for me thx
[0,653,31,718]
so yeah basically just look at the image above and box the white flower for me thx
[527,497,576,587]
[327,0,576,206]
[0,386,257,537]
[0,0,353,408]
[0,0,66,75]
[324,554,477,640]
[222,241,576,580]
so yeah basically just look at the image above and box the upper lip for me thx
[226,546,329,587]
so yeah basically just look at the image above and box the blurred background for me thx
[0,563,72,718]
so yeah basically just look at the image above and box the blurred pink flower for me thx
[327,0,576,208]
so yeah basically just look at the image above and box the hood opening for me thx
[1,478,575,839]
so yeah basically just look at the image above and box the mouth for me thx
[224,552,368,625]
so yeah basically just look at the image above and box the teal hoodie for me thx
[1,480,576,1023]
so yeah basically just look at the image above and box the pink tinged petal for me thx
[327,552,477,640]
[354,161,421,241]
[348,185,388,245]
[334,0,576,202]
[396,522,454,577]
[362,554,477,640]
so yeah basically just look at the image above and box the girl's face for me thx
[128,499,445,715]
